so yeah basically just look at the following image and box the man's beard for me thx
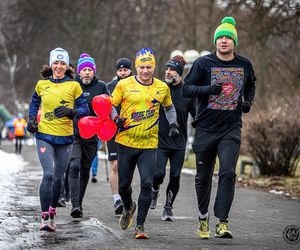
[165,74,180,85]
[82,78,92,85]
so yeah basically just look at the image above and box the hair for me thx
[40,65,74,79]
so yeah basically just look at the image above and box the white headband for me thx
[49,47,69,66]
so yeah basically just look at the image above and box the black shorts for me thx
[107,140,118,161]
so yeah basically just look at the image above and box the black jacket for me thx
[158,81,196,150]
[74,76,109,142]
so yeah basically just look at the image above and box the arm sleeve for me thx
[75,94,90,117]
[110,106,118,120]
[244,65,256,105]
[163,103,177,125]
[181,60,209,97]
[28,91,41,118]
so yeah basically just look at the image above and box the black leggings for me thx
[153,148,185,207]
[68,137,98,208]
[118,144,156,226]
[15,136,24,153]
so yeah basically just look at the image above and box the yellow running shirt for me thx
[111,76,172,149]
[35,79,83,136]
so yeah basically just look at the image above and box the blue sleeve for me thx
[29,91,41,118]
[75,94,90,118]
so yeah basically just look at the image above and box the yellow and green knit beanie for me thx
[214,16,238,46]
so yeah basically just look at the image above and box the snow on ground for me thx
[0,149,29,249]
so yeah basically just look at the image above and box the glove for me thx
[54,106,77,119]
[208,84,222,95]
[242,101,251,113]
[201,84,222,95]
[114,115,126,128]
[168,123,180,138]
[27,117,38,133]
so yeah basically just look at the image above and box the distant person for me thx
[27,47,89,231]
[68,53,109,218]
[107,58,132,216]
[150,55,196,221]
[182,16,256,239]
[13,113,26,154]
[91,140,101,183]
[110,48,177,239]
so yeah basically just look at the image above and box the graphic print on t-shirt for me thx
[208,67,244,110]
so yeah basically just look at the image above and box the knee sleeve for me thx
[69,158,81,178]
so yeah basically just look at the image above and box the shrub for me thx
[244,99,300,177]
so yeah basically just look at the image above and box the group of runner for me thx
[27,16,256,240]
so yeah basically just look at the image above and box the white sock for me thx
[199,212,209,219]
[113,194,121,203]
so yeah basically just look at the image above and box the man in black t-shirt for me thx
[182,16,256,239]
[150,55,196,222]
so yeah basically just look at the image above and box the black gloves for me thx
[114,115,126,128]
[242,101,251,113]
[54,106,77,119]
[208,84,222,95]
[168,123,180,138]
[27,117,38,133]
[201,84,222,95]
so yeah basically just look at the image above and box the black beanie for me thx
[166,55,186,76]
[116,58,132,70]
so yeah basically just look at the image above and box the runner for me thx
[182,16,256,239]
[68,53,109,218]
[27,47,89,231]
[150,55,196,222]
[107,58,132,216]
[13,113,27,154]
[110,48,178,239]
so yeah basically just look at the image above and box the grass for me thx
[183,153,300,199]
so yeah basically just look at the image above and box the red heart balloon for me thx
[92,94,112,120]
[97,118,117,141]
[78,116,101,139]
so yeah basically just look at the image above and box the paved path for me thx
[0,142,299,249]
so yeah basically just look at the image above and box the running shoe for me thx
[215,221,233,239]
[134,225,149,239]
[70,207,83,218]
[150,188,159,209]
[57,197,66,207]
[196,217,210,239]
[162,206,174,221]
[114,199,124,216]
[119,201,136,230]
[91,176,98,183]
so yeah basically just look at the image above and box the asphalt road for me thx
[1,142,299,249]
